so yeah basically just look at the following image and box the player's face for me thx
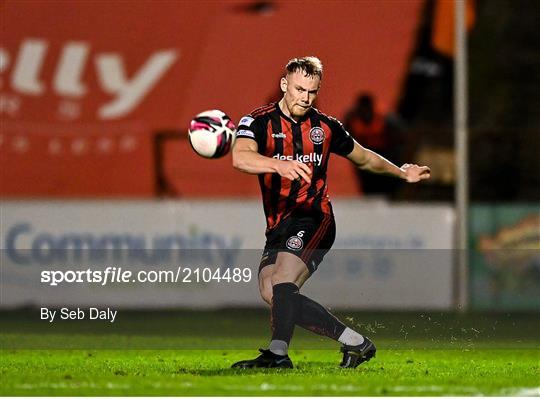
[280,71,320,120]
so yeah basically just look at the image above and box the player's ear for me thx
[280,77,288,93]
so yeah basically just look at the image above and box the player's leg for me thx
[232,214,374,368]
[262,263,367,350]
[231,223,312,370]
[259,252,375,368]
[287,215,376,368]
[266,251,309,356]
[260,215,371,348]
[258,215,365,359]
[295,292,376,368]
[231,254,306,369]
[259,254,311,305]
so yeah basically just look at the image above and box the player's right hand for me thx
[275,160,312,184]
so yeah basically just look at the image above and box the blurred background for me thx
[1,0,539,315]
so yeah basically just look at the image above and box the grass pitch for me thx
[1,310,539,396]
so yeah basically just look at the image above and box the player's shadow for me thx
[181,368,296,376]
[179,361,333,376]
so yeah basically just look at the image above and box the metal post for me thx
[454,0,469,310]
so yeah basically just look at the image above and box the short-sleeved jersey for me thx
[236,103,355,232]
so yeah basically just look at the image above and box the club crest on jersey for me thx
[309,127,325,145]
[286,236,303,251]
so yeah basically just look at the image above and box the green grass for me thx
[1,310,539,396]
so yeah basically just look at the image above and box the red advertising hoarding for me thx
[1,0,422,197]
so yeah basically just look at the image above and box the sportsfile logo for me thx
[0,38,179,119]
[273,153,322,166]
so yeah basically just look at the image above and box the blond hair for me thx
[285,56,323,79]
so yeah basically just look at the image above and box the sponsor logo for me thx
[239,116,254,127]
[0,38,179,120]
[286,236,303,251]
[273,153,322,166]
[236,130,255,138]
[271,132,286,139]
[309,127,325,145]
[4,222,241,265]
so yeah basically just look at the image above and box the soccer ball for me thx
[188,110,236,158]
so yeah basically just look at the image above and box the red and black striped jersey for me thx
[236,103,355,231]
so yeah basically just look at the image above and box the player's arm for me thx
[232,138,312,183]
[346,141,431,183]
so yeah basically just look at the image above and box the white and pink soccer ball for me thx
[188,110,236,158]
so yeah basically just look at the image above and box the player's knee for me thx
[271,268,301,286]
[271,252,308,286]
[270,271,288,286]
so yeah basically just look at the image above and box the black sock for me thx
[296,294,346,341]
[270,282,300,346]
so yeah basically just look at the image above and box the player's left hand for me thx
[401,163,431,183]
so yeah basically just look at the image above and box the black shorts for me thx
[259,211,336,275]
